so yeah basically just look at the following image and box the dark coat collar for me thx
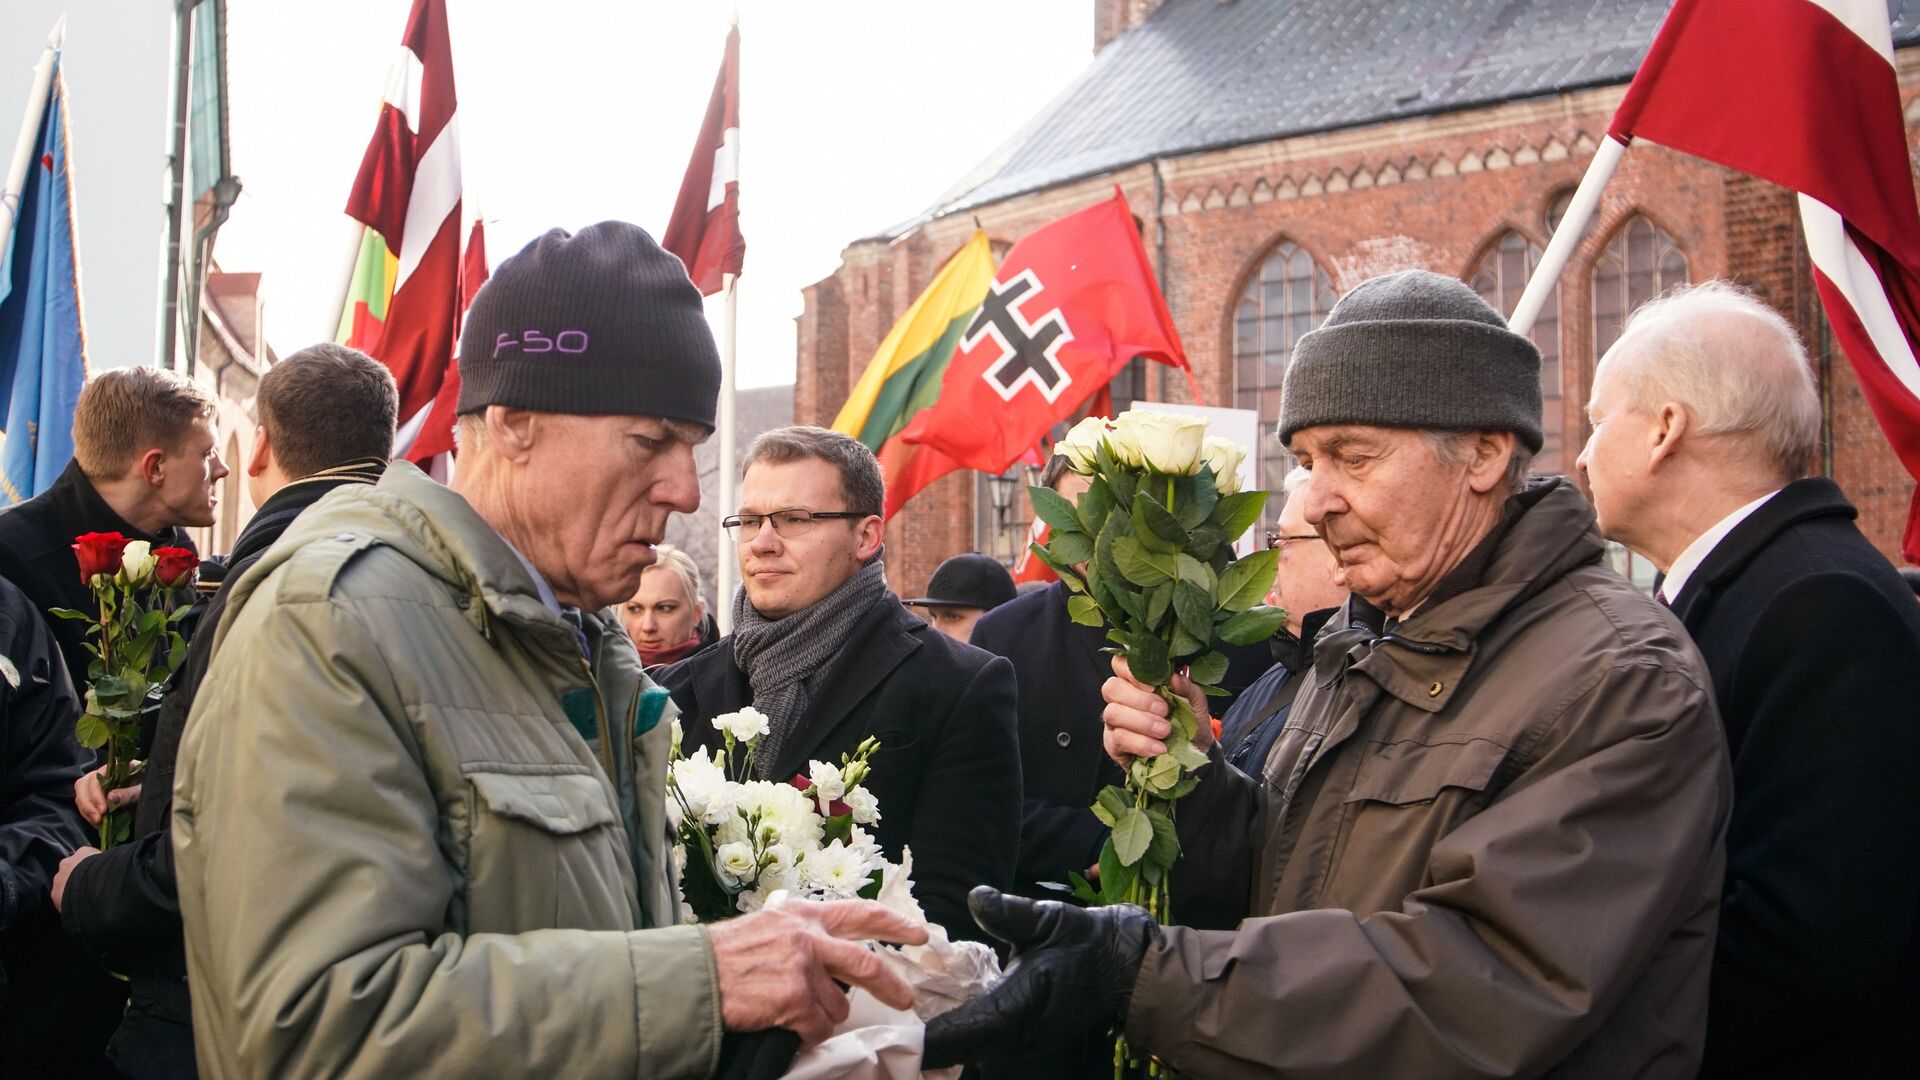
[41,457,191,549]
[1668,477,1855,623]
[691,598,926,779]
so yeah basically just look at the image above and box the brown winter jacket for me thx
[1126,478,1731,1079]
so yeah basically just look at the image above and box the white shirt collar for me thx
[1661,488,1782,603]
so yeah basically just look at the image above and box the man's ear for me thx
[485,406,540,463]
[137,447,168,488]
[247,425,271,478]
[1464,430,1518,495]
[1647,402,1690,471]
[854,514,886,562]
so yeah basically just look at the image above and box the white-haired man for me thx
[926,269,1732,1078]
[1577,281,1920,1078]
[171,223,922,1079]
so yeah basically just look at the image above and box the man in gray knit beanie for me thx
[930,267,1731,1080]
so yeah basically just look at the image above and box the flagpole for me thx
[1,18,64,260]
[715,273,739,635]
[1509,135,1628,336]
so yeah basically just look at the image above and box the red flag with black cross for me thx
[899,190,1191,473]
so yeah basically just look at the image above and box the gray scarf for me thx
[730,559,891,777]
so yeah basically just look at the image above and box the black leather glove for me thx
[922,885,1159,1069]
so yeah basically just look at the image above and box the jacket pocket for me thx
[1343,737,1508,806]
[463,770,630,932]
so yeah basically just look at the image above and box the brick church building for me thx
[796,0,1920,598]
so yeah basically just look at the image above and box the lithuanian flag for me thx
[832,230,996,518]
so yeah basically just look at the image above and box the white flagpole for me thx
[1509,135,1629,336]
[1,18,64,260]
[715,272,739,635]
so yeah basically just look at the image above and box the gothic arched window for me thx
[1593,216,1689,359]
[1470,232,1565,472]
[1233,240,1336,504]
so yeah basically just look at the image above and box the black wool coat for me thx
[0,459,196,696]
[658,598,1020,943]
[1673,478,1920,1079]
[968,580,1273,912]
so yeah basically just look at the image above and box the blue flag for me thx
[0,61,88,505]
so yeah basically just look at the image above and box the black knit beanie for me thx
[1278,269,1542,452]
[457,221,722,430]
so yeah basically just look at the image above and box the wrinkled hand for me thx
[708,895,928,1045]
[1101,655,1212,768]
[51,846,99,913]
[72,766,139,828]
[922,886,1159,1069]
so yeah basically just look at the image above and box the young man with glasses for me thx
[658,426,1020,944]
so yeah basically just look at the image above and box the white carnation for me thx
[713,707,771,745]
[714,841,757,888]
[843,786,880,826]
[807,760,846,810]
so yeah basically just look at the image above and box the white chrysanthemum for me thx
[669,748,737,826]
[712,707,771,744]
[716,781,822,852]
[802,839,878,899]
[714,841,757,888]
[843,786,880,826]
[807,760,846,809]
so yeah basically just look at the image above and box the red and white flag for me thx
[1610,0,1920,561]
[337,0,464,466]
[663,26,744,295]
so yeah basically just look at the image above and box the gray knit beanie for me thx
[1278,269,1542,451]
[457,221,722,431]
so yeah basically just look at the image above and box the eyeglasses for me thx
[1266,530,1322,551]
[722,508,868,541]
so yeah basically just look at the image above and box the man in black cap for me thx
[170,223,924,1078]
[904,553,1016,643]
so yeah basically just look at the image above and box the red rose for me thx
[73,532,128,585]
[153,547,198,589]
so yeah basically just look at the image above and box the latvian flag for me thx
[1611,0,1920,562]
[663,26,744,295]
[335,0,466,464]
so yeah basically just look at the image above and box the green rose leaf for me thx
[1145,807,1181,871]
[74,711,110,750]
[1111,536,1175,588]
[1131,493,1188,554]
[1047,530,1094,565]
[1112,806,1153,866]
[1092,786,1130,827]
[1171,624,1206,659]
[1065,871,1101,905]
[1173,580,1214,640]
[1066,594,1106,628]
[1188,649,1229,687]
[1168,774,1201,799]
[1187,523,1228,561]
[1170,738,1211,771]
[1113,584,1147,626]
[1217,549,1280,612]
[1099,837,1139,905]
[1176,553,1215,592]
[1078,479,1116,536]
[1166,689,1199,744]
[47,607,94,622]
[1029,485,1084,535]
[1126,629,1171,687]
[1209,490,1268,540]
[1142,752,1184,794]
[1145,581,1172,630]
[1218,604,1289,645]
[1179,468,1220,529]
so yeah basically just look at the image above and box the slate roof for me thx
[893,0,1920,236]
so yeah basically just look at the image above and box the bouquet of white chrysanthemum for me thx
[666,708,897,921]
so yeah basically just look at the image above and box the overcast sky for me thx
[3,1,1089,388]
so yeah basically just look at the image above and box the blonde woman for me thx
[621,544,710,667]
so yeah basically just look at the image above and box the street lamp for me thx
[988,470,1020,563]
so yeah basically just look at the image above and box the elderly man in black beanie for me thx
[171,223,924,1079]
[926,270,1733,1079]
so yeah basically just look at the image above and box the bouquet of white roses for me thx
[666,708,895,920]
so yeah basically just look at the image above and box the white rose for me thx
[807,760,846,809]
[714,841,757,888]
[843,786,881,826]
[1056,415,1109,474]
[760,842,796,881]
[1104,414,1146,468]
[1118,410,1208,475]
[1200,436,1248,495]
[713,707,771,745]
[119,540,155,587]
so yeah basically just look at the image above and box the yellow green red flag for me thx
[832,230,995,517]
